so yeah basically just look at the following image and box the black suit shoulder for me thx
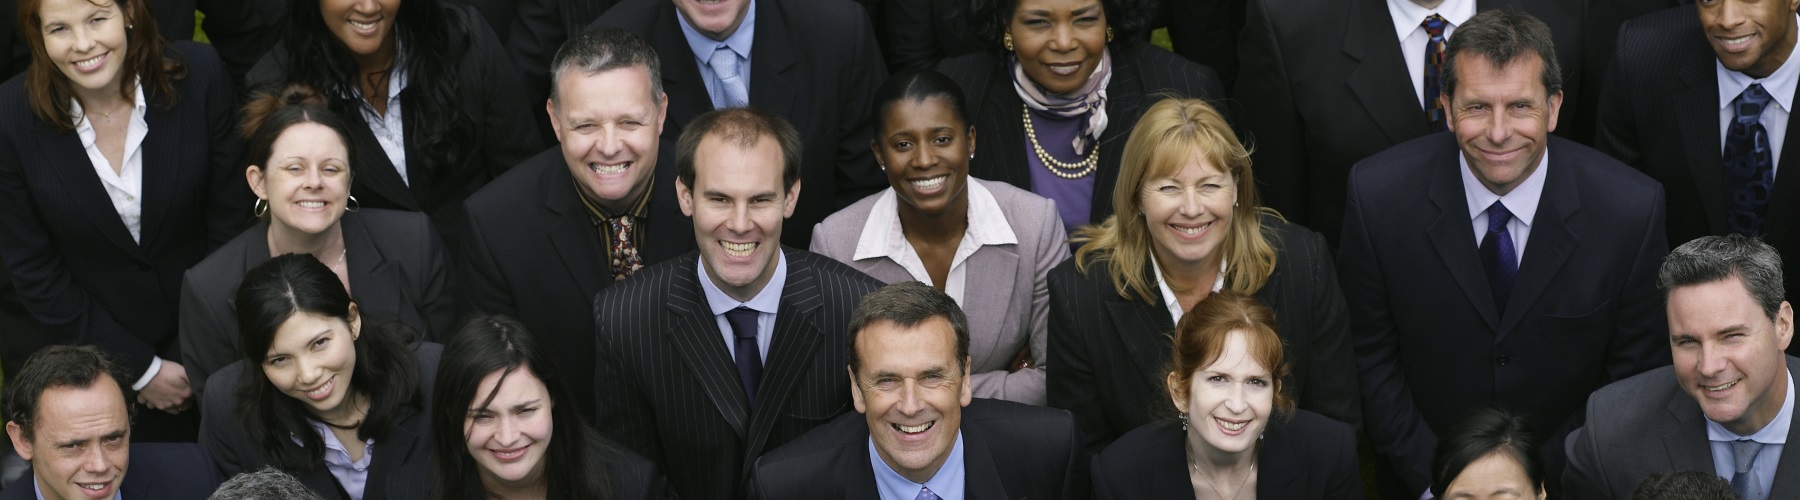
[466,147,562,215]
[1094,411,1359,499]
[1613,6,1705,78]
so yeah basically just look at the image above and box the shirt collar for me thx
[1708,367,1795,444]
[870,431,965,500]
[1460,145,1548,228]
[71,80,148,144]
[678,0,757,63]
[1150,252,1228,323]
[1717,15,1800,114]
[1387,0,1475,42]
[305,419,374,470]
[851,179,1020,262]
[698,248,786,316]
[574,175,656,221]
[34,476,124,500]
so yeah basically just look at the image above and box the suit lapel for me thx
[1343,0,1430,145]
[1771,358,1800,497]
[1496,149,1577,338]
[342,213,420,327]
[980,69,1031,189]
[1767,94,1800,247]
[136,99,174,250]
[1675,49,1731,236]
[963,428,1011,500]
[654,4,715,131]
[362,410,423,500]
[741,250,825,473]
[844,441,881,500]
[663,259,752,437]
[344,114,419,211]
[963,246,1020,367]
[1662,387,1716,473]
[1105,265,1178,390]
[542,165,607,300]
[1256,421,1305,498]
[747,0,797,123]
[49,132,142,257]
[1424,145,1503,331]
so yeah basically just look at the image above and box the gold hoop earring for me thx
[1107,27,1115,42]
[1003,33,1014,52]
[345,195,360,213]
[253,198,268,218]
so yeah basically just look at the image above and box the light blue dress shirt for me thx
[676,0,757,110]
[698,251,786,363]
[870,432,965,500]
[1459,145,1549,267]
[1707,369,1793,499]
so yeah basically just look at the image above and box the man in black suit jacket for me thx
[462,29,695,422]
[1236,0,1586,245]
[1597,1,1800,349]
[591,107,885,500]
[1566,235,1800,500]
[1,346,221,500]
[750,282,1087,499]
[589,0,888,248]
[1340,10,1670,498]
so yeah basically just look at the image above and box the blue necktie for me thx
[1423,14,1449,131]
[726,307,762,406]
[1725,83,1776,236]
[707,46,748,108]
[914,487,940,500]
[1733,439,1766,500]
[1480,202,1517,312]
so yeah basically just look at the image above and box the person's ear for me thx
[1777,301,1793,352]
[1166,372,1188,411]
[848,366,867,414]
[246,166,267,200]
[545,99,562,138]
[6,421,31,462]
[959,357,973,407]
[676,177,695,216]
[347,302,362,340]
[782,179,802,218]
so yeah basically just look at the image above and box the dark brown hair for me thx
[17,0,182,132]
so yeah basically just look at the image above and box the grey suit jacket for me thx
[809,178,1069,404]
[1565,356,1800,499]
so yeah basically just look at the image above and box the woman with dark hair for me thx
[1091,291,1359,499]
[199,253,441,500]
[431,315,663,499]
[934,0,1224,234]
[1432,408,1546,500]
[246,0,540,247]
[180,83,455,402]
[0,0,248,440]
[811,67,1068,405]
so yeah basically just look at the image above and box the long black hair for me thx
[234,253,421,471]
[1431,407,1544,499]
[430,315,614,499]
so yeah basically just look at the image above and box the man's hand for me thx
[137,361,193,414]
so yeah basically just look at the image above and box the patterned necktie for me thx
[1423,14,1449,131]
[1725,83,1776,236]
[607,214,643,281]
[1732,439,1766,500]
[914,487,940,500]
[1480,202,1518,312]
[725,306,762,406]
[707,45,749,108]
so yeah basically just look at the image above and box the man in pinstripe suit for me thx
[590,107,885,500]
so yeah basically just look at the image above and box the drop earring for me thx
[1004,33,1015,52]
[1106,27,1115,42]
[1179,412,1189,431]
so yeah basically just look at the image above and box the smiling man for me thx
[1566,235,1800,500]
[1339,8,1671,498]
[749,282,1086,499]
[0,345,220,500]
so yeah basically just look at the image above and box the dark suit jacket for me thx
[150,0,283,87]
[1091,411,1360,499]
[1596,6,1800,346]
[748,398,1089,499]
[179,208,456,401]
[590,248,884,500]
[1235,0,1586,246]
[1046,214,1361,455]
[0,442,223,500]
[199,342,442,500]
[505,0,617,106]
[461,147,693,421]
[882,0,983,71]
[591,0,888,248]
[247,4,543,250]
[1564,356,1800,500]
[1339,133,1671,495]
[936,43,1225,228]
[0,41,247,380]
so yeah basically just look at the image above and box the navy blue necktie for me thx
[1423,14,1449,131]
[1725,83,1776,236]
[725,307,762,406]
[1480,202,1518,312]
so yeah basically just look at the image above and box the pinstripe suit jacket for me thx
[809,178,1069,405]
[591,248,884,500]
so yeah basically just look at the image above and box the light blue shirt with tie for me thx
[1707,369,1793,499]
[677,0,756,110]
[870,432,965,500]
[697,251,785,363]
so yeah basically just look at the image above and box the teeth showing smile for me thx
[1216,418,1248,431]
[491,447,526,460]
[722,241,755,257]
[74,54,104,71]
[1047,63,1080,76]
[590,162,629,174]
[1173,222,1210,236]
[1723,35,1753,45]
[304,377,334,401]
[910,176,945,190]
[1706,380,1740,392]
[79,483,105,491]
[298,201,325,208]
[895,421,934,434]
[349,20,377,31]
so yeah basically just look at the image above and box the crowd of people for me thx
[0,0,1791,498]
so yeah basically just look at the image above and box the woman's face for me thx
[1442,451,1545,500]
[1171,330,1273,458]
[464,366,553,494]
[249,122,352,237]
[875,96,973,218]
[319,0,400,65]
[37,0,128,98]
[1141,156,1235,274]
[261,309,361,421]
[1007,0,1107,95]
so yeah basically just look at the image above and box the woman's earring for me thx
[346,195,360,213]
[253,198,268,218]
[1004,33,1015,52]
[878,163,886,171]
[1107,27,1115,42]
[1179,412,1189,431]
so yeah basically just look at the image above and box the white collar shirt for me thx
[1388,0,1475,108]
[72,82,148,243]
[850,179,1019,305]
[1716,16,1800,175]
[1150,253,1227,325]
[357,55,410,185]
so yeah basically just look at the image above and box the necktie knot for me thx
[1485,201,1514,233]
[1736,84,1773,125]
[725,307,758,339]
[1422,14,1448,37]
[914,486,941,500]
[708,46,740,79]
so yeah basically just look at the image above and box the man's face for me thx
[5,377,129,500]
[549,65,667,213]
[1441,53,1562,196]
[676,133,797,302]
[1700,0,1800,79]
[671,0,752,40]
[1669,275,1794,435]
[849,317,971,484]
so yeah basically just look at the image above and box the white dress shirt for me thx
[358,63,409,185]
[699,251,786,363]
[1716,15,1800,176]
[1150,254,1227,325]
[850,180,1020,305]
[1387,0,1475,108]
[74,83,163,390]
[1460,147,1549,267]
[1707,370,1793,499]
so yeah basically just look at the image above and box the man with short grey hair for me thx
[208,467,324,500]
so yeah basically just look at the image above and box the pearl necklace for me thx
[1021,104,1099,179]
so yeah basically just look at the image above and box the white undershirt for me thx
[1150,254,1227,325]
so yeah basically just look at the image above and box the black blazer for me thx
[881,0,983,71]
[590,0,888,248]
[1596,6,1800,338]
[1046,214,1361,454]
[749,398,1090,499]
[460,147,693,421]
[504,0,617,107]
[179,208,456,401]
[1339,133,1671,495]
[936,43,1225,228]
[1234,0,1586,246]
[0,442,224,500]
[0,41,247,379]
[247,4,543,249]
[199,342,442,500]
[1090,411,1360,499]
[590,248,884,500]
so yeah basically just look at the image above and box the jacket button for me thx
[1496,355,1510,366]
